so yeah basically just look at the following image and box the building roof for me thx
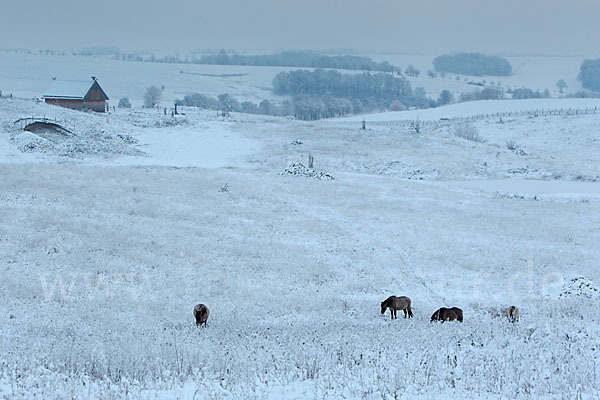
[43,79,109,100]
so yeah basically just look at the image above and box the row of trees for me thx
[509,88,550,99]
[272,69,414,103]
[175,84,560,121]
[197,50,397,72]
[270,69,442,119]
[176,68,468,120]
[433,53,512,76]
[458,87,553,102]
[114,50,398,72]
[177,92,383,120]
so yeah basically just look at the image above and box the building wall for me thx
[45,99,106,112]
[87,88,106,101]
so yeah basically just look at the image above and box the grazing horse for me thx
[193,304,210,326]
[380,296,413,319]
[430,307,463,323]
[504,306,519,323]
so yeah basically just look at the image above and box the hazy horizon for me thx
[2,0,600,57]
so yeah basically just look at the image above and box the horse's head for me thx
[380,301,387,314]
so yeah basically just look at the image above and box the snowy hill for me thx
[0,51,590,108]
[1,60,600,398]
[369,53,586,94]
[342,98,600,122]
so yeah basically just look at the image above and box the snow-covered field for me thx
[369,53,586,94]
[341,98,600,122]
[1,63,600,398]
[0,50,589,107]
[0,51,287,106]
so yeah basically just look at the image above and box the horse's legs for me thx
[403,309,408,318]
[392,309,396,319]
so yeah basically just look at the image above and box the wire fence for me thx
[320,106,599,132]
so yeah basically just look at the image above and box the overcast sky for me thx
[1,0,598,56]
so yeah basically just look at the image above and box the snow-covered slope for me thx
[1,78,600,398]
[341,98,600,122]
[369,53,586,93]
[1,51,590,109]
[0,51,287,106]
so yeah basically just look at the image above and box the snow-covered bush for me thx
[118,97,131,109]
[143,85,163,108]
[389,100,406,111]
[454,123,483,142]
[506,139,518,150]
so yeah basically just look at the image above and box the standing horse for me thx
[504,306,519,323]
[380,296,413,319]
[193,304,210,326]
[430,307,463,323]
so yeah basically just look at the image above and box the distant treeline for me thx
[176,93,293,116]
[177,92,381,120]
[458,87,551,102]
[579,59,600,92]
[433,53,512,77]
[271,69,439,119]
[272,69,412,100]
[114,50,398,72]
[176,68,557,120]
[196,51,397,72]
[177,69,440,120]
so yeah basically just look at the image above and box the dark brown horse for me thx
[504,306,519,323]
[380,296,413,319]
[193,304,210,326]
[430,307,463,323]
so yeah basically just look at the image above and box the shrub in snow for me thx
[506,139,518,150]
[437,90,454,106]
[388,100,406,111]
[118,97,132,108]
[453,123,483,142]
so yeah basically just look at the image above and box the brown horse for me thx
[430,307,463,323]
[504,306,519,323]
[380,296,413,319]
[193,304,210,326]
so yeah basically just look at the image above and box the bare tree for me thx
[144,86,163,108]
[556,79,567,94]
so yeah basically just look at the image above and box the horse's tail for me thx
[509,306,519,323]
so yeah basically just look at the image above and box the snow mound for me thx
[375,160,439,179]
[11,129,142,159]
[559,276,600,299]
[281,162,334,180]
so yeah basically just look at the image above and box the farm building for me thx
[43,77,109,112]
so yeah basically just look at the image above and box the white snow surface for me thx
[1,51,590,107]
[1,62,600,399]
[369,53,586,94]
[342,98,600,122]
